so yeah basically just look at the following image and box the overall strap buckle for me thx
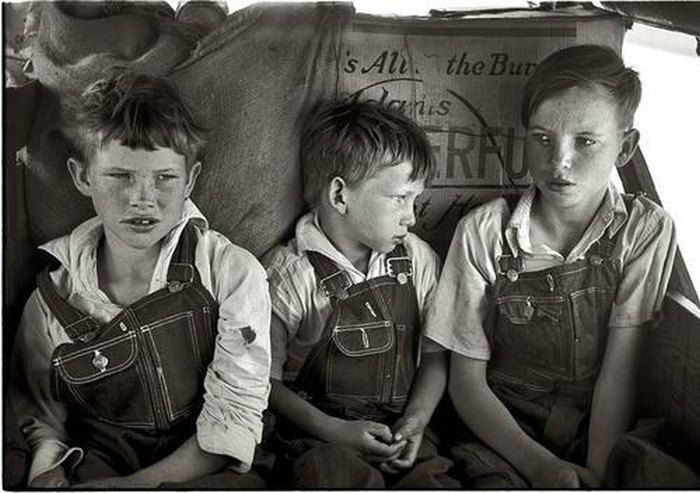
[385,244,413,285]
[307,251,353,300]
[319,270,353,300]
[497,255,523,282]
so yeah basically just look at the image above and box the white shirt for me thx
[263,210,443,382]
[10,200,271,482]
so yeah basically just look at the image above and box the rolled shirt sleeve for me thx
[264,249,306,381]
[609,201,677,328]
[10,289,83,484]
[195,235,272,472]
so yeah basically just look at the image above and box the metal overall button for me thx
[167,281,186,293]
[506,269,519,282]
[92,350,109,372]
[589,254,603,266]
[396,272,408,285]
[77,330,98,343]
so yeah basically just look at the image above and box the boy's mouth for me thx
[123,217,160,227]
[546,179,575,190]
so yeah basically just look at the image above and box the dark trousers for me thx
[73,448,266,489]
[279,431,458,489]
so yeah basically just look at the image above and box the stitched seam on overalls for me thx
[142,312,197,421]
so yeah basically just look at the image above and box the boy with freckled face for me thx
[263,101,460,488]
[9,71,271,489]
[425,44,677,488]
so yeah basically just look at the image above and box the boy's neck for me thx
[530,188,607,257]
[97,234,161,305]
[316,208,371,274]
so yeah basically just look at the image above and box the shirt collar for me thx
[295,210,384,277]
[505,183,628,258]
[40,199,208,293]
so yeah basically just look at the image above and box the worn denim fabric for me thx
[273,247,456,487]
[484,218,621,456]
[605,419,700,488]
[276,429,460,489]
[295,246,419,421]
[42,222,218,477]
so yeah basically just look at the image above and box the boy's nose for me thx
[402,203,417,228]
[549,142,573,170]
[128,178,157,210]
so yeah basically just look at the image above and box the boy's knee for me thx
[291,443,384,488]
[450,441,528,488]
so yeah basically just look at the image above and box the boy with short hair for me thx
[10,71,271,488]
[264,101,459,488]
[426,44,676,487]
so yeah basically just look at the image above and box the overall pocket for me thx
[325,321,395,399]
[52,331,155,428]
[142,311,206,422]
[495,295,568,374]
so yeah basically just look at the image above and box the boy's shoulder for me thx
[455,195,511,236]
[261,236,308,283]
[198,226,266,276]
[623,192,674,236]
[402,232,440,267]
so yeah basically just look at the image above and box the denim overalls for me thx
[295,244,420,423]
[484,194,635,460]
[38,222,218,479]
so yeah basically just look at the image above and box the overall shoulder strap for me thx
[307,251,353,300]
[497,194,523,275]
[36,265,101,342]
[385,243,413,285]
[166,221,201,284]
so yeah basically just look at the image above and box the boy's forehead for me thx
[89,139,188,168]
[530,86,622,129]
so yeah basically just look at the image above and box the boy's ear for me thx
[67,157,93,197]
[184,161,202,197]
[327,176,348,214]
[616,128,640,168]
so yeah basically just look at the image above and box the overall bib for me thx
[452,194,635,487]
[296,244,420,422]
[274,245,457,488]
[38,222,218,481]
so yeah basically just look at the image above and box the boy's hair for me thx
[73,70,206,167]
[300,100,436,206]
[521,44,641,129]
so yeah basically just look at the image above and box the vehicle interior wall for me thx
[3,0,700,484]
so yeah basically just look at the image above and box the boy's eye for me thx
[576,137,596,147]
[157,174,178,181]
[531,133,550,146]
[108,172,130,179]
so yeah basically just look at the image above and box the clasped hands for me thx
[327,414,425,474]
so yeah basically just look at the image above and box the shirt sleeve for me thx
[9,289,84,484]
[263,249,307,381]
[195,241,271,473]
[407,237,444,354]
[609,204,677,328]
[423,209,500,360]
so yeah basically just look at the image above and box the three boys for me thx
[11,43,678,489]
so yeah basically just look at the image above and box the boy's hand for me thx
[379,414,426,474]
[327,419,406,461]
[528,457,600,488]
[29,466,69,488]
